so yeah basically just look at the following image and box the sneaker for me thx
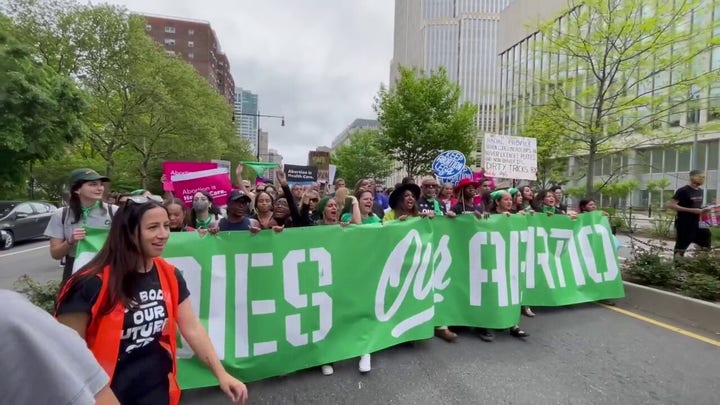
[321,364,334,376]
[358,354,371,373]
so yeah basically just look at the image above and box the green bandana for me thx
[240,161,280,176]
[81,201,101,225]
[195,215,213,229]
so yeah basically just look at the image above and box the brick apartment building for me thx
[143,14,235,105]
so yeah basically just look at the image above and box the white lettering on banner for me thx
[375,230,452,338]
[249,253,277,356]
[469,232,521,308]
[551,229,584,287]
[534,228,556,289]
[523,226,620,290]
[235,254,250,358]
[576,225,619,283]
[283,248,333,347]
[164,257,202,360]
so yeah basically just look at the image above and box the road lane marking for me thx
[599,304,720,348]
[0,244,49,258]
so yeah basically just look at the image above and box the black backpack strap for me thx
[105,203,115,219]
[61,207,69,225]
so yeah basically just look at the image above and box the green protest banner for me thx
[74,212,622,388]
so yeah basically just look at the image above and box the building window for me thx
[650,148,662,173]
[710,85,720,122]
[164,38,175,46]
[663,150,677,173]
[707,140,719,170]
[188,52,194,59]
[164,26,175,33]
[165,50,175,57]
[188,29,195,35]
[678,147,691,172]
[635,149,651,174]
[188,41,194,48]
[145,24,151,31]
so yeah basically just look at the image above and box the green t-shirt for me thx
[340,213,381,224]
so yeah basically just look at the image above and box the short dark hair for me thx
[401,176,415,185]
[550,185,562,192]
[578,198,595,213]
[690,170,704,177]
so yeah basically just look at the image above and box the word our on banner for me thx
[74,212,623,389]
[482,133,537,180]
[284,164,318,184]
[162,161,218,192]
[171,168,231,207]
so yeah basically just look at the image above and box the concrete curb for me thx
[618,281,720,336]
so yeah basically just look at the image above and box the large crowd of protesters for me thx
[6,164,628,405]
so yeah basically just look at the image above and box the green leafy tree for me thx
[374,67,477,178]
[120,16,241,189]
[332,130,394,186]
[32,147,105,201]
[5,0,249,190]
[0,15,84,190]
[520,104,573,189]
[529,0,720,196]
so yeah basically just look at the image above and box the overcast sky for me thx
[108,0,394,165]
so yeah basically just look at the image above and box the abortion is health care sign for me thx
[163,161,218,192]
[171,168,232,207]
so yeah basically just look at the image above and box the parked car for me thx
[0,201,58,249]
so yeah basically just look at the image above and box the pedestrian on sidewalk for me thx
[667,170,712,257]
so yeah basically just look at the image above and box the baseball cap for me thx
[69,168,110,185]
[228,190,252,203]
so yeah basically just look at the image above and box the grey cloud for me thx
[112,0,393,164]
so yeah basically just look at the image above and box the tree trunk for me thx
[585,141,597,199]
[105,159,114,180]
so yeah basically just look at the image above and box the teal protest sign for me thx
[75,212,623,388]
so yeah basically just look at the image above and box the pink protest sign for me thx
[170,168,231,207]
[162,161,218,191]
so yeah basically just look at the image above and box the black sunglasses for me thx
[310,198,319,203]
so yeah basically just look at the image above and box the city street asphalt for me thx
[2,237,719,404]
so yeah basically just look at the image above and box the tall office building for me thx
[143,14,235,105]
[390,0,514,135]
[498,0,720,206]
[233,88,259,152]
[266,148,283,179]
[258,130,269,161]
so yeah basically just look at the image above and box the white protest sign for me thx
[482,133,537,180]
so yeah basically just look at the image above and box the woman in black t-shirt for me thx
[56,197,248,405]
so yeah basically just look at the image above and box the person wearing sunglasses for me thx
[55,198,248,405]
[300,189,321,225]
[45,168,118,284]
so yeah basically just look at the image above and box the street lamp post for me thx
[235,112,285,162]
